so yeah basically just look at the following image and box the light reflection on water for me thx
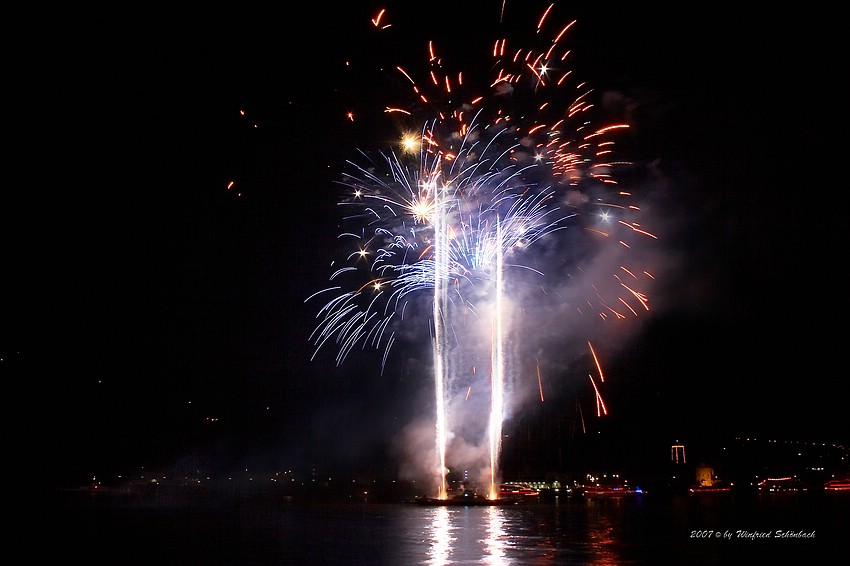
[483,505,507,565]
[417,500,624,565]
[58,490,844,564]
[425,507,451,565]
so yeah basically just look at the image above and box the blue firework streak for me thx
[307,114,575,368]
[306,3,654,371]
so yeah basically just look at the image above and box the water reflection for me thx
[483,505,507,565]
[423,505,509,565]
[425,507,451,565]
[66,490,837,564]
[419,498,630,564]
[583,501,620,566]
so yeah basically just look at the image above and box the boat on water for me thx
[823,479,850,492]
[688,485,732,494]
[499,483,541,498]
[579,484,644,497]
[414,488,517,506]
[578,473,644,497]
[757,476,807,492]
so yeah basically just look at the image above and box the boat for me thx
[757,476,807,492]
[688,485,732,494]
[580,484,644,497]
[414,495,517,506]
[824,479,850,492]
[414,489,517,506]
[499,483,541,498]
[577,473,644,497]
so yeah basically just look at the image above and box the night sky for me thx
[12,3,843,488]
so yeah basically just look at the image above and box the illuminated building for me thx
[671,444,686,464]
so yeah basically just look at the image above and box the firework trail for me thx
[432,163,450,499]
[306,2,656,497]
[488,215,505,499]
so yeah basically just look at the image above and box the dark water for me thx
[56,490,847,565]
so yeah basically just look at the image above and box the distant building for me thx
[671,444,686,464]
[695,464,715,487]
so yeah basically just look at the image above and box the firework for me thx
[306,3,656,498]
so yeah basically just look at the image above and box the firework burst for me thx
[307,2,657,497]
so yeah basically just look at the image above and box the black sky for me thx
[11,3,844,487]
